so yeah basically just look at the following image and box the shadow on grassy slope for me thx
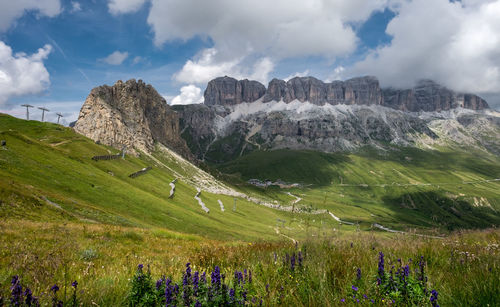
[216,149,352,186]
[384,191,500,231]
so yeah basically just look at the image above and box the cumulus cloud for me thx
[0,41,53,105]
[108,0,147,15]
[284,70,310,82]
[173,48,274,85]
[170,84,204,105]
[99,51,129,65]
[146,0,391,59]
[348,0,500,95]
[0,0,61,31]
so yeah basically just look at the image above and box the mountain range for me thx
[74,76,498,165]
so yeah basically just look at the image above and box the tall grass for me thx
[1,220,498,305]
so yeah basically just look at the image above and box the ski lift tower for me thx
[56,112,64,124]
[38,107,50,122]
[21,104,34,120]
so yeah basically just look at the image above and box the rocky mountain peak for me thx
[204,76,266,106]
[74,79,191,157]
[204,75,488,112]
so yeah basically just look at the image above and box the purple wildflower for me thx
[291,253,296,271]
[193,271,199,296]
[194,300,201,307]
[265,284,269,294]
[71,281,78,289]
[352,285,358,291]
[50,285,59,293]
[10,275,22,306]
[430,289,439,307]
[229,288,235,302]
[24,288,33,306]
[156,279,163,290]
[211,265,221,291]
[249,270,252,283]
[341,298,345,302]
[137,264,143,270]
[356,268,362,280]
[165,278,174,306]
[298,251,303,267]
[201,271,207,283]
[378,252,385,279]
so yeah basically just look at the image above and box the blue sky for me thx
[0,0,499,124]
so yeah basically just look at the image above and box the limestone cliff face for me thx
[205,76,488,112]
[204,76,266,106]
[382,80,489,112]
[74,79,191,157]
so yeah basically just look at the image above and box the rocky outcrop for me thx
[74,79,191,157]
[382,80,489,112]
[263,76,383,106]
[205,76,487,112]
[204,76,266,106]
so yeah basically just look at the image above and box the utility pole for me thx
[21,104,34,120]
[38,107,49,122]
[56,112,63,124]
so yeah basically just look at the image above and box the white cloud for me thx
[146,0,391,59]
[108,0,147,15]
[0,0,61,31]
[0,41,52,105]
[99,51,129,65]
[284,70,310,82]
[170,84,204,105]
[174,49,275,85]
[70,1,81,13]
[348,0,500,95]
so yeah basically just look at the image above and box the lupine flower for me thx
[193,271,199,296]
[211,266,221,291]
[194,300,201,307]
[352,285,358,291]
[266,284,269,294]
[430,289,439,307]
[156,279,163,290]
[71,281,78,289]
[50,285,59,293]
[201,272,207,283]
[350,242,353,248]
[378,252,385,279]
[165,278,174,306]
[137,264,143,270]
[419,256,425,281]
[356,268,361,280]
[24,288,33,306]
[248,270,252,284]
[10,275,22,306]
[229,288,235,302]
[291,254,296,271]
[298,251,303,267]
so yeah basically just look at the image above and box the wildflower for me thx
[24,288,33,306]
[201,272,207,283]
[341,298,345,302]
[211,266,221,291]
[291,254,296,271]
[156,279,163,290]
[10,275,22,306]
[298,251,303,267]
[356,268,361,280]
[352,285,358,291]
[378,252,385,279]
[229,288,235,302]
[265,284,269,294]
[249,270,252,283]
[195,300,202,307]
[363,294,368,299]
[137,264,143,270]
[50,285,59,293]
[165,278,174,306]
[71,281,78,289]
[351,242,353,248]
[430,289,439,307]
[193,271,199,296]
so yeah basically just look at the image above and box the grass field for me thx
[1,113,499,305]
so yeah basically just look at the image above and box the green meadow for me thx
[0,113,499,306]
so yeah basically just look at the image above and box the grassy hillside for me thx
[217,148,500,231]
[0,114,338,242]
[1,114,499,305]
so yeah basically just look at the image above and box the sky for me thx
[0,0,499,125]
